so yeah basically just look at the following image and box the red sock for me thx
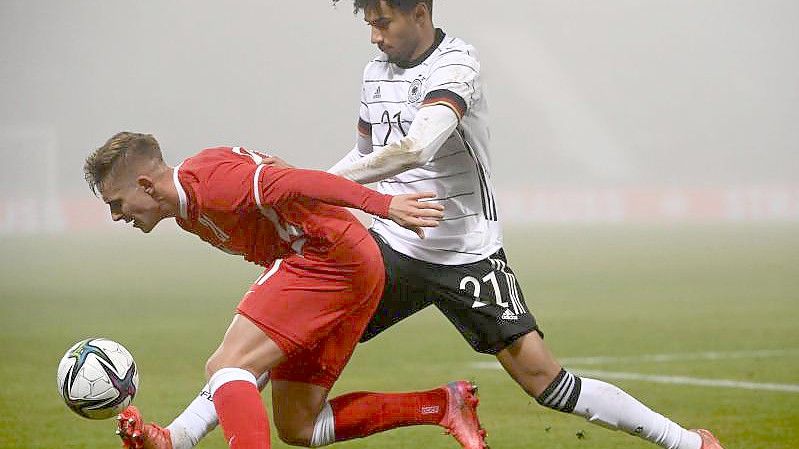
[213,380,270,449]
[330,387,447,441]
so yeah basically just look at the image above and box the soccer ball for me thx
[57,338,139,419]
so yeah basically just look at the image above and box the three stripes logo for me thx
[373,86,382,99]
[490,258,526,315]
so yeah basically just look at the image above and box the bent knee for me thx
[275,424,313,447]
[273,410,316,447]
[204,348,254,379]
[205,353,224,379]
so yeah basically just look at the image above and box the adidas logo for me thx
[501,309,518,321]
[373,86,381,99]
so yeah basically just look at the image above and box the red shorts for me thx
[236,236,385,390]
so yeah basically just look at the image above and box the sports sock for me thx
[309,402,335,447]
[539,369,702,449]
[209,368,270,449]
[167,372,270,449]
[328,387,447,442]
[536,368,582,412]
[167,384,216,449]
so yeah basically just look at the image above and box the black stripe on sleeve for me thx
[435,48,467,58]
[357,118,372,137]
[422,89,468,119]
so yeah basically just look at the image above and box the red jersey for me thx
[172,147,392,266]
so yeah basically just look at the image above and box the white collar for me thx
[172,162,188,220]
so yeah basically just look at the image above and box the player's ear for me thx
[137,175,156,197]
[414,2,428,22]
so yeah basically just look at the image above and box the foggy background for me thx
[1,0,798,230]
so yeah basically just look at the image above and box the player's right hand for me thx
[388,192,445,239]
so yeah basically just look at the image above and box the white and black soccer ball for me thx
[56,338,139,419]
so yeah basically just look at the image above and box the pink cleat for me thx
[693,429,725,449]
[117,406,173,449]
[439,381,488,449]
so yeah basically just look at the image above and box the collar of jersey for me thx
[395,28,446,69]
[172,161,189,220]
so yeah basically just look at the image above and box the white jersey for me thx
[358,29,502,265]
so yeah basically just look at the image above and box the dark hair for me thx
[334,0,433,14]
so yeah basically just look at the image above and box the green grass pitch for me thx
[1,224,797,448]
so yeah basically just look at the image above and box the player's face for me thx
[364,1,423,64]
[100,176,162,233]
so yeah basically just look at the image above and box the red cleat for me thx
[693,429,725,449]
[117,406,173,449]
[440,381,488,449]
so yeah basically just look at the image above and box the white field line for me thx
[574,370,799,393]
[559,349,799,366]
[470,349,799,393]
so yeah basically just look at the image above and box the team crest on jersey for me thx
[408,78,424,103]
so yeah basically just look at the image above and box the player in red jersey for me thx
[84,132,487,449]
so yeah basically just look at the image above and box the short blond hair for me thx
[84,132,163,195]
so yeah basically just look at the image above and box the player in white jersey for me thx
[339,27,499,266]
[330,2,724,448]
[116,1,726,449]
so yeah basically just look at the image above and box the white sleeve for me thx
[327,131,373,174]
[421,48,480,120]
[328,104,458,184]
[328,89,374,175]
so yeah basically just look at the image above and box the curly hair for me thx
[333,0,433,14]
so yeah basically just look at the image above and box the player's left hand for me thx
[388,192,444,239]
[261,155,294,169]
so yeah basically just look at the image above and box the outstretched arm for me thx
[328,105,458,184]
[328,129,373,176]
[259,166,390,216]
[258,166,444,238]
